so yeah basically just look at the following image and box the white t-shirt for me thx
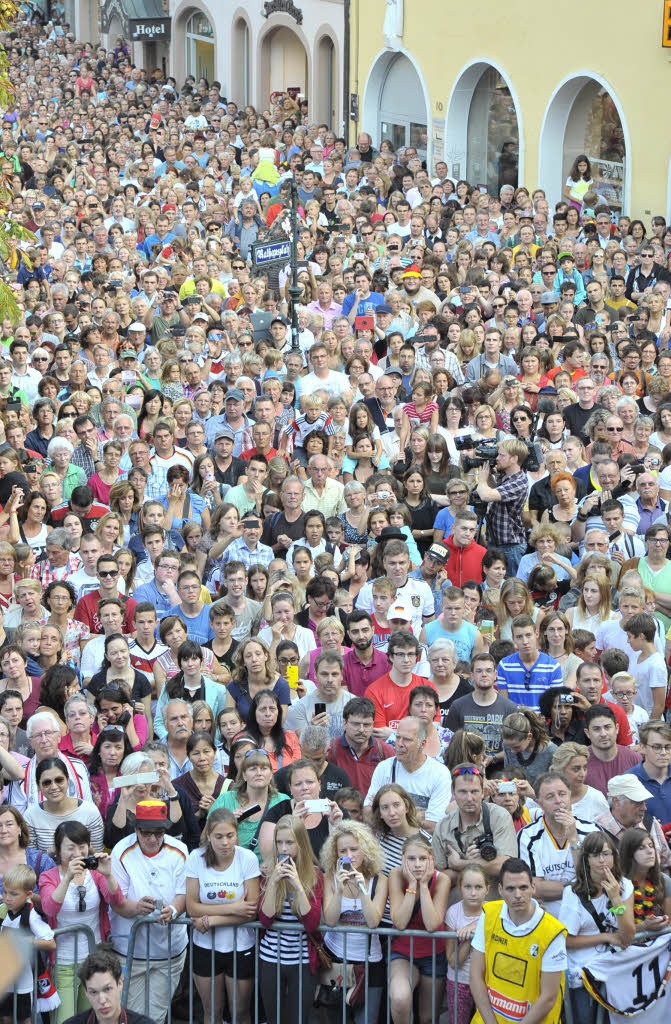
[1,906,54,993]
[445,901,480,983]
[571,787,609,821]
[629,651,668,716]
[363,755,452,822]
[185,846,260,952]
[357,576,434,634]
[559,877,634,986]
[518,816,600,917]
[471,898,567,972]
[596,620,665,663]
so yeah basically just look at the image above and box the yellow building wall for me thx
[353,0,671,216]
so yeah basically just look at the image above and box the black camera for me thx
[116,711,131,726]
[521,441,543,473]
[454,435,476,451]
[630,463,646,476]
[82,855,99,869]
[462,443,499,473]
[475,833,497,862]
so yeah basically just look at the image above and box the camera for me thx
[454,435,476,451]
[558,693,576,706]
[82,855,99,869]
[497,781,517,794]
[475,833,497,861]
[630,463,646,476]
[462,443,499,473]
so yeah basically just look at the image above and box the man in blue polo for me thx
[626,719,671,826]
[496,614,562,712]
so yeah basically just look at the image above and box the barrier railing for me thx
[6,915,667,1024]
[6,921,96,1024]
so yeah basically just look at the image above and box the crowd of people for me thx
[2,11,671,1024]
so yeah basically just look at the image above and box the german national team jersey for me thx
[518,815,600,918]
[128,638,168,689]
[582,934,671,1024]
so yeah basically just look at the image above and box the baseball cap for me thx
[376,304,393,315]
[193,312,209,322]
[33,201,45,210]
[135,800,170,830]
[540,292,558,305]
[426,543,449,564]
[128,322,146,333]
[214,427,235,442]
[607,774,653,802]
[386,367,403,379]
[119,348,138,360]
[388,600,412,622]
[558,251,575,263]
[161,203,176,213]
[270,315,288,326]
[224,389,244,402]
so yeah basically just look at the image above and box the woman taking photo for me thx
[560,831,634,1024]
[320,821,387,1024]
[186,809,261,1024]
[551,742,609,820]
[501,709,558,786]
[244,689,301,770]
[87,725,133,820]
[226,637,290,721]
[39,820,124,1024]
[388,835,450,1024]
[24,756,104,853]
[259,758,343,860]
[104,750,195,848]
[191,453,229,514]
[619,826,671,930]
[174,730,226,822]
[207,747,287,861]
[372,783,429,876]
[259,814,324,1024]
[162,463,210,532]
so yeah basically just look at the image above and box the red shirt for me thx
[367,671,439,730]
[239,446,278,462]
[443,535,486,587]
[342,648,390,697]
[327,735,395,795]
[73,589,137,635]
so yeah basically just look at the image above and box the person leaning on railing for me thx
[258,813,324,1024]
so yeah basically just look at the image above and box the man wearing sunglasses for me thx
[432,762,517,883]
[73,555,138,636]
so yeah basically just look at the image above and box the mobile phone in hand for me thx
[315,703,326,716]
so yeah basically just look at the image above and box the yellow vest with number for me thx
[471,900,566,1024]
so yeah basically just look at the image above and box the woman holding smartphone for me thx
[259,815,324,1024]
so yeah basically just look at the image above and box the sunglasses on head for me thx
[452,765,482,778]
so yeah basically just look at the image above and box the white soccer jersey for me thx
[518,815,600,917]
[582,934,671,1024]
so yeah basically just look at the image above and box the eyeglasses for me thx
[612,691,634,700]
[452,765,482,778]
[647,743,671,753]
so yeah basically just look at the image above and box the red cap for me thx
[401,263,422,279]
[162,203,176,213]
[135,800,169,829]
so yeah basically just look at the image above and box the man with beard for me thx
[342,610,390,696]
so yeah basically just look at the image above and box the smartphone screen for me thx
[315,702,326,716]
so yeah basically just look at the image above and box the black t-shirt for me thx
[438,677,473,728]
[87,668,152,702]
[265,797,331,857]
[203,637,239,673]
[562,402,605,445]
[214,455,247,487]
[261,510,306,553]
[274,761,350,799]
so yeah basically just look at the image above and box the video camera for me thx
[461,439,543,474]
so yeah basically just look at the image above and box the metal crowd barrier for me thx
[7,921,96,1024]
[6,914,663,1024]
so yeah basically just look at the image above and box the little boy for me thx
[334,588,354,617]
[623,612,668,719]
[325,517,346,548]
[279,394,334,463]
[608,671,649,745]
[572,629,597,662]
[334,786,364,822]
[0,865,56,1024]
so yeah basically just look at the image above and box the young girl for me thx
[258,815,324,1024]
[214,706,244,772]
[345,403,383,465]
[399,383,439,452]
[321,821,388,1024]
[388,835,450,1024]
[185,809,261,1024]
[560,831,635,1023]
[445,863,488,1024]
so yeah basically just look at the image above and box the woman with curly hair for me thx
[321,820,388,1024]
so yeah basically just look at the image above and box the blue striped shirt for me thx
[496,652,563,711]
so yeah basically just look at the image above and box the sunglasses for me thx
[77,885,87,912]
[452,765,482,778]
[98,569,118,578]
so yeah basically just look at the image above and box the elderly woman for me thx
[583,407,611,457]
[427,637,472,725]
[517,523,576,584]
[47,437,86,500]
[616,395,639,444]
[337,480,369,544]
[542,472,579,526]
[631,415,655,461]
[103,750,189,849]
[3,579,48,634]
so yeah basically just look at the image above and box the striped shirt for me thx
[258,898,309,965]
[24,799,104,853]
[496,651,563,712]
